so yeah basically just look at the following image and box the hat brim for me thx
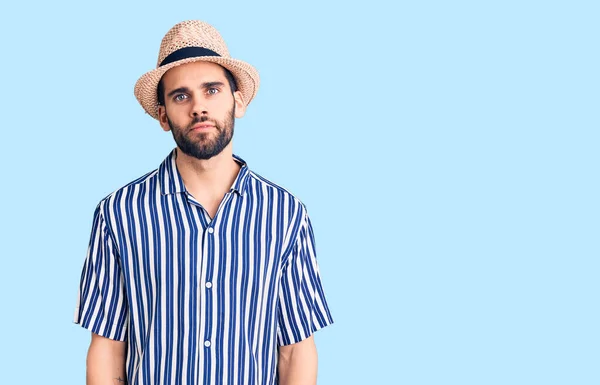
[134,56,259,120]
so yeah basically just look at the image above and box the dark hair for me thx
[157,65,238,106]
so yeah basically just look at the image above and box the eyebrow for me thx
[166,82,226,98]
[202,81,225,89]
[166,87,190,98]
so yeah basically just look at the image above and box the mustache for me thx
[193,115,210,124]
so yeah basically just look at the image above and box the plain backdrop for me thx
[0,1,598,384]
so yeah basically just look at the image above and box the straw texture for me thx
[134,20,260,120]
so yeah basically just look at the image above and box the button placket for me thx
[196,210,214,378]
[202,226,215,289]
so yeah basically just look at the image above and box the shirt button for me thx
[205,282,212,289]
[204,340,211,347]
[207,227,214,234]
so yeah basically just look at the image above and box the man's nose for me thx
[191,98,208,117]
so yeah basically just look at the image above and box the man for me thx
[74,20,334,385]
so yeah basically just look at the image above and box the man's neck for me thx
[174,146,241,199]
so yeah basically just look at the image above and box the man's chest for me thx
[107,193,295,304]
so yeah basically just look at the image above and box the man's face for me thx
[157,61,246,160]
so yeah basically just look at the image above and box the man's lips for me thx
[191,123,215,131]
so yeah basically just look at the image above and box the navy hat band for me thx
[160,47,221,66]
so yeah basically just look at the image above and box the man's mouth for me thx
[191,122,215,131]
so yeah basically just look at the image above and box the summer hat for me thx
[134,20,260,120]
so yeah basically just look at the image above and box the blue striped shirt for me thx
[74,149,334,385]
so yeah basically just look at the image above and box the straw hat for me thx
[134,20,260,120]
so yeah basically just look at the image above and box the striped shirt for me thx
[74,149,334,385]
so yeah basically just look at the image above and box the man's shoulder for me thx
[246,170,307,211]
[96,168,160,210]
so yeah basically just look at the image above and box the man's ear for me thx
[233,91,246,119]
[158,105,171,132]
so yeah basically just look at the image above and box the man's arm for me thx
[277,335,318,385]
[86,333,127,385]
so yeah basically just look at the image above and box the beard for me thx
[168,105,235,160]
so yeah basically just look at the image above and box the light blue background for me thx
[0,1,598,384]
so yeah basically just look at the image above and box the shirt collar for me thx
[230,154,250,195]
[159,149,250,196]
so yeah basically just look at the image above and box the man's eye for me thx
[207,88,219,95]
[174,94,188,102]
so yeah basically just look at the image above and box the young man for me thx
[74,20,334,385]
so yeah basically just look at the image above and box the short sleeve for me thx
[277,210,334,346]
[73,204,128,341]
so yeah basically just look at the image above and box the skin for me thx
[278,336,318,385]
[86,333,126,385]
[86,61,318,384]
